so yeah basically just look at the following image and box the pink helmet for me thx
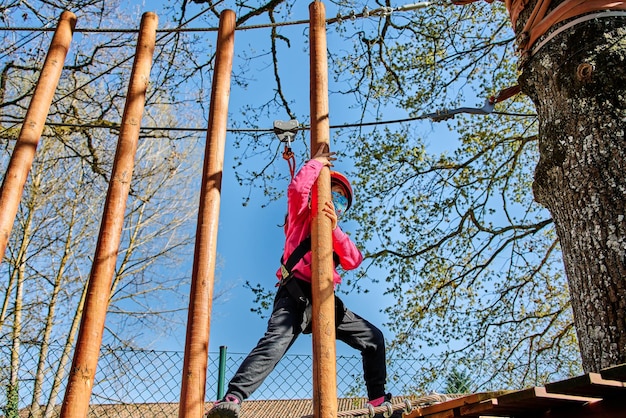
[330,171,353,209]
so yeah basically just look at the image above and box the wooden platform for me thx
[404,364,626,418]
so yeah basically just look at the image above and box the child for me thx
[206,145,395,418]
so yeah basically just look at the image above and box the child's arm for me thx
[332,226,363,270]
[324,200,363,270]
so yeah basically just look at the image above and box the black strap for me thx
[282,236,311,277]
[280,236,341,280]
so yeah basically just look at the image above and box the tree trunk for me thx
[30,221,74,418]
[43,283,88,418]
[519,5,626,372]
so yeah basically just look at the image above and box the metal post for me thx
[217,345,228,400]
[309,2,337,418]
[178,9,235,418]
[0,11,76,265]
[59,12,158,418]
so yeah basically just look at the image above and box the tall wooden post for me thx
[0,11,76,265]
[59,12,158,418]
[309,2,338,418]
[179,10,235,418]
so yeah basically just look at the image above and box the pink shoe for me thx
[366,393,402,418]
[205,394,241,418]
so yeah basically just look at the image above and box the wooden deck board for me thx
[496,386,597,410]
[367,364,626,418]
[600,363,626,381]
[458,398,510,416]
[545,372,626,398]
[403,393,503,418]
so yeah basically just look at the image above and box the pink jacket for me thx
[275,159,363,286]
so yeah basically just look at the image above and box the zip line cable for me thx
[0,2,433,33]
[0,27,45,62]
[0,107,535,137]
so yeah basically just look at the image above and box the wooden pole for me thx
[179,9,235,418]
[309,3,338,418]
[0,11,76,265]
[59,12,158,418]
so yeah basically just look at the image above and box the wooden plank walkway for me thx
[400,363,626,418]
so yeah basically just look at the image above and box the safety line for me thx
[0,107,534,137]
[0,2,434,34]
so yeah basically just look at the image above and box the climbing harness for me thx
[279,235,343,334]
[274,119,299,179]
[280,235,313,282]
[279,235,341,284]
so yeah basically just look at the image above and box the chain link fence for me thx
[1,340,571,417]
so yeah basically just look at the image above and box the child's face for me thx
[331,184,347,197]
[331,183,349,218]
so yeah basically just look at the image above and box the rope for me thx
[0,3,432,34]
[0,89,533,139]
[282,144,296,179]
[299,393,465,418]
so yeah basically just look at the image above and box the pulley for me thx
[274,119,299,179]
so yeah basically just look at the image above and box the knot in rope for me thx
[283,145,296,179]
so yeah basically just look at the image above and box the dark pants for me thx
[226,281,387,401]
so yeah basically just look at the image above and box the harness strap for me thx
[280,236,312,280]
[279,236,345,333]
[280,235,340,281]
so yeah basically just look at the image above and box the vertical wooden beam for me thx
[0,11,76,265]
[60,12,158,418]
[179,9,235,418]
[309,2,337,418]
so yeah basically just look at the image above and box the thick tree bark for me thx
[519,5,626,372]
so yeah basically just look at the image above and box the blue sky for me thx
[126,0,462,360]
[95,0,462,359]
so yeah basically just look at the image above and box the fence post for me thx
[59,12,158,418]
[217,346,228,399]
[309,2,338,418]
[178,9,235,418]
[0,11,76,266]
